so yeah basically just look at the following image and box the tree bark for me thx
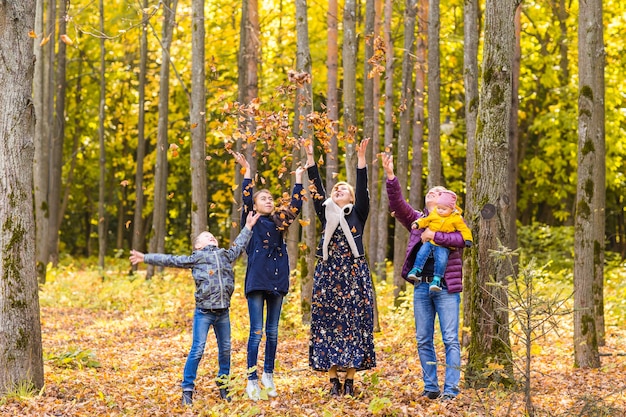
[326,0,339,192]
[343,0,357,183]
[574,0,603,368]
[426,0,442,188]
[33,0,50,283]
[462,0,480,348]
[98,0,107,270]
[465,0,516,387]
[233,0,259,244]
[46,0,60,266]
[147,0,179,278]
[375,0,394,282]
[293,0,315,323]
[0,0,44,394]
[410,0,427,209]
[190,0,208,240]
[363,0,382,331]
[131,0,149,264]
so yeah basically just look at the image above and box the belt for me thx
[201,307,229,314]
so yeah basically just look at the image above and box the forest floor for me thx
[1,262,625,417]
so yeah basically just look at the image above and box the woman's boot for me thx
[330,377,342,396]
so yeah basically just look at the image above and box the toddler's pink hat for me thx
[437,190,457,209]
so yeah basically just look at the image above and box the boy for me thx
[129,211,260,405]
[408,190,473,291]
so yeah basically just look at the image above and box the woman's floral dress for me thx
[309,228,376,372]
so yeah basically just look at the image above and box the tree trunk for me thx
[190,0,207,240]
[375,0,394,282]
[363,0,382,331]
[343,0,357,183]
[574,0,603,368]
[0,0,44,394]
[392,0,417,303]
[363,0,376,264]
[147,0,179,278]
[326,0,339,192]
[98,0,107,270]
[410,0,427,209]
[426,0,442,188]
[508,4,521,254]
[33,0,50,283]
[293,0,316,324]
[462,0,480,348]
[233,0,259,243]
[131,0,149,264]
[465,0,516,387]
[46,0,60,267]
[363,0,380,270]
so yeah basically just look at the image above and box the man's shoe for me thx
[246,379,261,401]
[330,377,342,396]
[343,379,354,397]
[261,372,278,397]
[181,390,193,406]
[440,393,456,402]
[421,390,440,400]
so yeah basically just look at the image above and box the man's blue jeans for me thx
[413,241,450,278]
[413,282,461,396]
[246,290,284,380]
[181,307,231,391]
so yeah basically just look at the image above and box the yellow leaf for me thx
[60,34,73,45]
[40,34,51,46]
[29,30,37,39]
[298,219,310,227]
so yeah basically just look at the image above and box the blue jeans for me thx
[247,291,284,380]
[181,307,231,391]
[413,282,461,396]
[413,242,450,278]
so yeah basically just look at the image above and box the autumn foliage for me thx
[1,260,625,416]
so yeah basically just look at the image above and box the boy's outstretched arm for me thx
[244,211,261,230]
[129,249,145,265]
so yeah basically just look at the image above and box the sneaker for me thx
[261,372,278,397]
[407,268,421,282]
[219,387,231,402]
[429,277,442,292]
[421,390,440,400]
[440,393,456,402]
[246,379,261,401]
[181,390,193,406]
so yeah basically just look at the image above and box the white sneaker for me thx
[261,372,278,397]
[246,379,261,401]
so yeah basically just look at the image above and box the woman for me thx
[305,139,376,397]
[233,152,305,401]
[382,152,465,401]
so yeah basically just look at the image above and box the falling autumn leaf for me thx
[120,180,130,187]
[40,34,51,46]
[29,30,37,38]
[298,219,311,227]
[60,34,73,45]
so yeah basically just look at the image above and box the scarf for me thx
[322,198,360,260]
